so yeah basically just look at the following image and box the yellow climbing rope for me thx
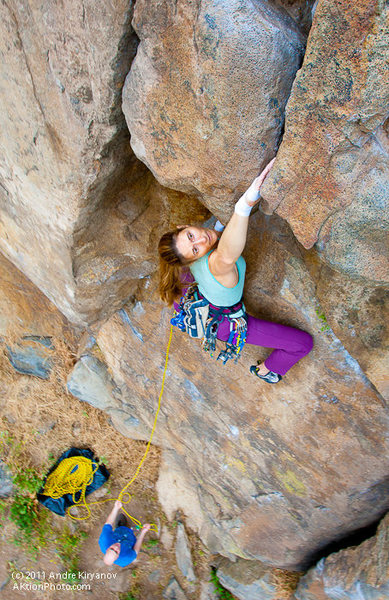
[43,324,174,534]
[43,456,99,502]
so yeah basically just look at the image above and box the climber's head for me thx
[103,542,121,565]
[159,225,217,264]
[158,225,218,306]
[175,226,218,261]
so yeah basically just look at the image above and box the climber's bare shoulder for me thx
[208,250,239,287]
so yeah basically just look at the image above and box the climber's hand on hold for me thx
[114,500,123,510]
[245,157,276,207]
[211,157,276,271]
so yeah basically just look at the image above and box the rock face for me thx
[261,0,389,284]
[123,0,305,218]
[295,513,389,600]
[1,0,388,583]
[258,0,389,405]
[309,263,389,403]
[0,252,70,338]
[0,0,153,326]
[175,523,196,582]
[6,336,54,379]
[94,211,389,570]
[216,557,278,600]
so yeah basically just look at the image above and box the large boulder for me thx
[295,513,389,600]
[215,557,279,600]
[95,211,389,570]
[261,0,389,284]
[0,0,149,326]
[6,336,54,379]
[0,461,14,498]
[0,252,69,338]
[308,261,389,401]
[66,351,152,441]
[123,0,305,218]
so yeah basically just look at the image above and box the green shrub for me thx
[9,493,49,556]
[12,467,45,494]
[210,568,234,599]
[1,429,89,569]
[1,437,48,557]
[54,526,88,583]
[119,592,138,600]
[315,308,331,332]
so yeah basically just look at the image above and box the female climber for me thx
[158,159,313,383]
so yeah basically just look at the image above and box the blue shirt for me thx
[98,524,137,567]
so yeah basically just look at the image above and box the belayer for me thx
[99,500,151,566]
[158,159,313,384]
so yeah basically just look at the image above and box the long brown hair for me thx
[158,229,192,306]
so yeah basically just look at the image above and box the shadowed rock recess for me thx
[0,0,388,587]
[295,512,389,600]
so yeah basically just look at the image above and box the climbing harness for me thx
[171,284,209,338]
[41,325,174,534]
[171,284,247,364]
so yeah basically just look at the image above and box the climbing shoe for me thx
[250,364,282,384]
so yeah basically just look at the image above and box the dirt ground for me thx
[0,340,217,600]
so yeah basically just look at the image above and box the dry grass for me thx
[0,336,161,520]
[0,335,173,600]
[272,568,302,599]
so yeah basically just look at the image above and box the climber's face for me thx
[103,542,121,565]
[175,226,218,261]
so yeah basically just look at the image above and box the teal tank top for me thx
[189,251,246,307]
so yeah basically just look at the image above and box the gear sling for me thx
[171,283,248,364]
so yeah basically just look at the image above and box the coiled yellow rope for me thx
[43,456,98,500]
[43,324,174,534]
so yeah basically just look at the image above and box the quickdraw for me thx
[171,284,248,364]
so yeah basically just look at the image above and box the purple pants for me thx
[175,274,313,376]
[217,314,313,376]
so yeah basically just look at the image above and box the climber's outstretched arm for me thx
[105,500,122,526]
[133,524,151,555]
[209,158,275,277]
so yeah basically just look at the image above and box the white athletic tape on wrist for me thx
[234,199,252,217]
[234,180,261,217]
